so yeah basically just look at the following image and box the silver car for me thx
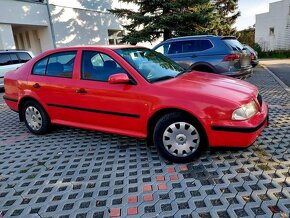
[153,35,253,79]
[0,50,34,88]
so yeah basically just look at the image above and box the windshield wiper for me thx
[150,75,175,83]
[175,69,191,77]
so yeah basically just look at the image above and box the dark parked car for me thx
[243,44,259,68]
[153,35,253,78]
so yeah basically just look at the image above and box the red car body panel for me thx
[3,46,268,147]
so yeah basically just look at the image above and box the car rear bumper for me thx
[3,95,19,111]
[206,101,268,148]
[221,67,253,78]
[251,60,259,68]
[0,77,3,88]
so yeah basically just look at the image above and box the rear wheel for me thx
[153,112,206,163]
[22,100,50,134]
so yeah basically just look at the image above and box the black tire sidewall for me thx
[22,100,50,135]
[153,113,204,163]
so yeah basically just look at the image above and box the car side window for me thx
[195,40,213,51]
[155,43,170,55]
[168,40,213,54]
[0,54,11,66]
[168,41,183,54]
[32,51,76,78]
[81,51,127,82]
[17,52,32,63]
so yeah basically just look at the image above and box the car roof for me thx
[0,50,31,53]
[163,35,237,42]
[47,45,144,52]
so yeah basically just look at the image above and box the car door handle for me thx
[76,88,87,94]
[32,83,41,89]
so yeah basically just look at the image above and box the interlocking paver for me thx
[0,67,289,217]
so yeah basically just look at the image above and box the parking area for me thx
[0,67,289,218]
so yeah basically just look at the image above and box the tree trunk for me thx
[163,29,172,41]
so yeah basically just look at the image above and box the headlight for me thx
[232,101,258,120]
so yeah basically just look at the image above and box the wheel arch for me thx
[18,96,48,122]
[147,108,208,145]
[190,62,216,73]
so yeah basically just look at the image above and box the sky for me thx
[235,0,280,30]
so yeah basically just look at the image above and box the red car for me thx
[3,46,268,162]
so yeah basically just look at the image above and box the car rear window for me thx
[223,39,244,52]
[0,54,11,66]
[17,52,32,63]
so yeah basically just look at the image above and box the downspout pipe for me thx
[46,0,56,48]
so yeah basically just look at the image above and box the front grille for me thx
[257,93,262,107]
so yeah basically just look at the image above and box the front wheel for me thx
[22,100,50,135]
[153,112,206,163]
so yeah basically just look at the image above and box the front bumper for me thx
[206,100,268,147]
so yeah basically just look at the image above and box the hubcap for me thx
[163,122,200,157]
[25,106,42,131]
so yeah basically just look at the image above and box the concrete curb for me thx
[261,65,290,93]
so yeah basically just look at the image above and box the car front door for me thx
[72,49,148,138]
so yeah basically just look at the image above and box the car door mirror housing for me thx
[108,73,130,84]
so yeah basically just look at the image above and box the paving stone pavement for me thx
[0,67,289,218]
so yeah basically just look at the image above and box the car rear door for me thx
[71,49,148,137]
[27,50,83,125]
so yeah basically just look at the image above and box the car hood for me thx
[155,71,258,104]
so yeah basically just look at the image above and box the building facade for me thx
[0,0,153,55]
[255,0,290,51]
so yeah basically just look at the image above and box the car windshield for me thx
[115,48,184,83]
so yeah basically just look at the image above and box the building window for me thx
[108,30,124,45]
[269,27,275,36]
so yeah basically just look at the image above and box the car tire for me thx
[22,100,50,135]
[153,112,206,163]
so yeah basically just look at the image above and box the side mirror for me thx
[108,73,130,84]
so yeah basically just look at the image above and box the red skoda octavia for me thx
[3,46,268,162]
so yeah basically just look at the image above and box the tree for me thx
[209,0,240,36]
[237,27,255,46]
[109,0,214,44]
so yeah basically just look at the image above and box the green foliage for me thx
[208,0,240,36]
[110,0,240,43]
[109,0,214,44]
[252,43,262,54]
[259,50,290,59]
[237,27,255,46]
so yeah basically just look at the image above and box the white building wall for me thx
[0,0,161,53]
[48,0,160,48]
[0,0,49,26]
[255,0,290,51]
[0,0,54,54]
[0,24,15,49]
[49,4,122,47]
